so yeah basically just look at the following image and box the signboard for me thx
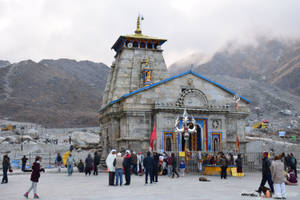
[278,131,286,137]
[179,152,185,157]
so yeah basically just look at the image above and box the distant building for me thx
[99,16,250,155]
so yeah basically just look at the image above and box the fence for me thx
[0,151,101,170]
[165,151,263,174]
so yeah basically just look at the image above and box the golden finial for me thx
[135,15,143,35]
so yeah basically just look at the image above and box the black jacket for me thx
[123,155,132,170]
[171,157,177,168]
[262,157,271,176]
[94,153,100,166]
[143,156,154,170]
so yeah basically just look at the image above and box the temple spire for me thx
[135,15,143,35]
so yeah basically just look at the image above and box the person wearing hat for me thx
[123,150,132,185]
[257,152,274,195]
[106,149,117,185]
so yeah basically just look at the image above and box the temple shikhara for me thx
[99,16,250,155]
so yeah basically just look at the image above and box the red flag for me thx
[150,124,157,150]
[236,135,240,152]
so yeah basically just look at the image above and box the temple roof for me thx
[98,70,251,112]
[112,16,167,52]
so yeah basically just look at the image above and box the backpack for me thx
[167,157,172,165]
[290,157,296,166]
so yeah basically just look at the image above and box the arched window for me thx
[166,137,172,151]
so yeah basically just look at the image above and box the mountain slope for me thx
[169,38,300,96]
[0,59,109,128]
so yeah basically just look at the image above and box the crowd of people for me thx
[54,151,101,176]
[105,150,182,186]
[1,150,298,199]
[256,152,298,199]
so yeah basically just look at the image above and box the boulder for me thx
[280,109,293,116]
[0,136,5,144]
[17,135,33,143]
[71,131,99,145]
[4,135,17,143]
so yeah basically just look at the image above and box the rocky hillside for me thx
[169,38,300,131]
[170,38,300,96]
[0,59,109,128]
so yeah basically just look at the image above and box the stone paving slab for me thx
[1,172,299,200]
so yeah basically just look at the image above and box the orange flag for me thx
[150,124,157,150]
[236,135,240,152]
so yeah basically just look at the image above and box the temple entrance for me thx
[181,124,202,151]
[213,137,220,152]
[211,133,222,152]
[166,137,172,151]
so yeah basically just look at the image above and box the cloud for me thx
[0,0,300,66]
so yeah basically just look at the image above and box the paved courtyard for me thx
[1,172,299,200]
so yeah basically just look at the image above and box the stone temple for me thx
[99,16,250,155]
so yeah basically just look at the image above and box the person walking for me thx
[289,153,297,178]
[153,152,159,182]
[22,155,28,172]
[55,153,62,173]
[143,151,154,184]
[220,153,228,179]
[24,156,45,199]
[85,153,93,176]
[123,150,132,185]
[114,152,124,186]
[271,155,286,199]
[171,153,179,178]
[235,154,243,175]
[67,154,74,176]
[1,155,11,184]
[257,152,275,194]
[106,149,116,185]
[93,152,100,175]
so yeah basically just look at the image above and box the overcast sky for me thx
[1,0,300,66]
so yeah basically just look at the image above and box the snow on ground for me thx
[1,172,299,200]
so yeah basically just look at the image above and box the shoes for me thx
[24,192,29,198]
[34,194,39,199]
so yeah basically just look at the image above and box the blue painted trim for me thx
[98,70,251,112]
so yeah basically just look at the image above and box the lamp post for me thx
[175,108,196,171]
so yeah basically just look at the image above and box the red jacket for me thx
[31,161,44,182]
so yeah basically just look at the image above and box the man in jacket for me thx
[114,152,124,186]
[153,152,160,182]
[22,155,28,172]
[123,150,132,185]
[143,151,154,184]
[257,152,274,194]
[1,155,11,184]
[93,152,100,175]
[131,152,138,175]
[220,152,228,179]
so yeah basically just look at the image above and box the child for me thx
[24,156,45,199]
[179,159,186,177]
